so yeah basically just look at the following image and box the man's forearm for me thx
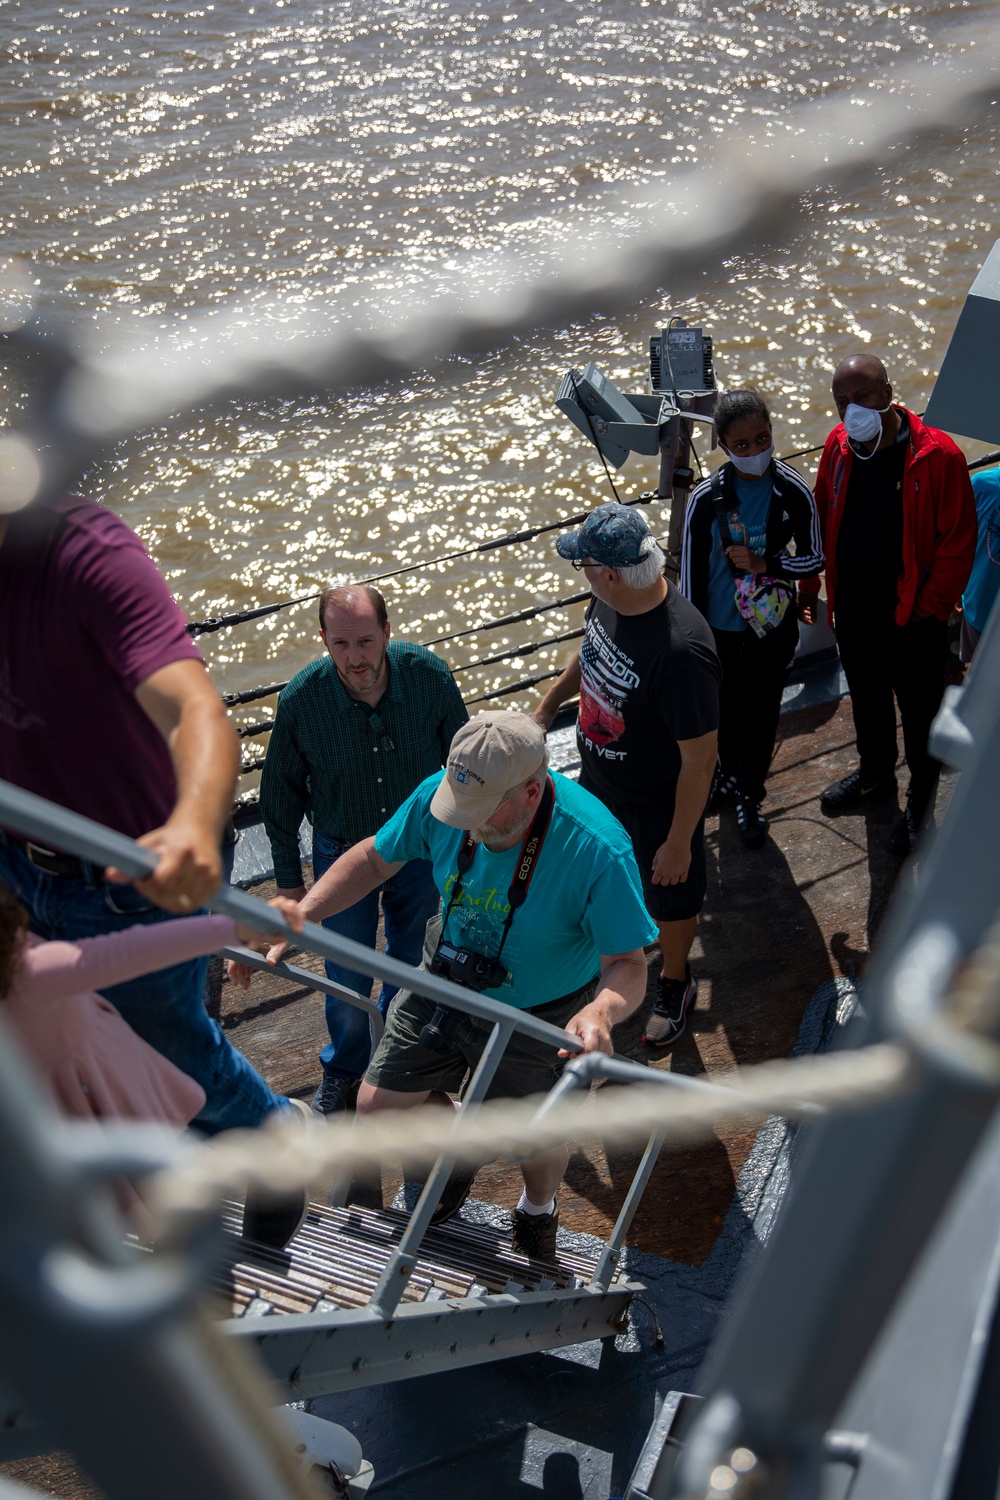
[534,651,582,727]
[592,952,648,1024]
[166,690,240,841]
[302,837,402,923]
[668,750,716,847]
[265,813,307,890]
[566,950,648,1053]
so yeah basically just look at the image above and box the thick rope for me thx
[148,1042,912,1236]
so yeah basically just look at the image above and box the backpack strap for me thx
[709,467,739,576]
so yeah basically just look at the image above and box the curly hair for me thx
[0,883,28,1000]
[714,388,772,444]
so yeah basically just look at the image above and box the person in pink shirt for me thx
[0,886,308,1246]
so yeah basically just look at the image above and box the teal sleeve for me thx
[374,774,442,865]
[579,850,659,956]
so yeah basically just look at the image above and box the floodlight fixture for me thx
[555,363,715,471]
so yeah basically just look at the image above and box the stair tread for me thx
[215,1199,608,1319]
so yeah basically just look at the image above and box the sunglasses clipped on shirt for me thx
[368,708,395,752]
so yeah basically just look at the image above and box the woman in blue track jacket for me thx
[680,389,823,849]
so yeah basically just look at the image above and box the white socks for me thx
[516,1191,555,1216]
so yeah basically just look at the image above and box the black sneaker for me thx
[429,1163,478,1226]
[311,1073,359,1117]
[735,794,768,849]
[643,968,697,1048]
[889,803,918,858]
[242,1098,311,1249]
[512,1198,559,1262]
[241,1187,309,1250]
[820,770,895,815]
[707,768,737,812]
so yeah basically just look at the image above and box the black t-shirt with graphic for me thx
[576,586,721,811]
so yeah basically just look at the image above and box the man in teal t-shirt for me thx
[960,468,1000,661]
[255,711,656,1262]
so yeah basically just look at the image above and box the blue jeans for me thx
[311,833,440,1082]
[0,836,286,1134]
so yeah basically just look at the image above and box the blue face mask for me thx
[727,445,774,478]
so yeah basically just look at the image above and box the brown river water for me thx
[2,0,998,778]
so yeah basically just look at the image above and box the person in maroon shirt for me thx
[0,492,288,1133]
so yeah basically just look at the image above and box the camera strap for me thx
[442,774,556,963]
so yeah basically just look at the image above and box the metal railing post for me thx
[368,1017,516,1319]
[219,945,385,1051]
[589,1130,665,1292]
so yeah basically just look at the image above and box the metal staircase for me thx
[218,1198,640,1397]
[0,775,698,1472]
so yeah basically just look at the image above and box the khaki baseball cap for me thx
[430,711,548,828]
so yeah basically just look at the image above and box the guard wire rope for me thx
[2,28,1000,1500]
[214,442,1000,731]
[148,1041,914,1242]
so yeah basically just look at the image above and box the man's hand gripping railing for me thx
[0,774,583,1316]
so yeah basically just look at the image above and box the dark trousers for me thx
[834,608,948,821]
[712,609,799,804]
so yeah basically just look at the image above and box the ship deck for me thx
[2,687,956,1498]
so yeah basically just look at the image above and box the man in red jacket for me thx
[801,354,976,854]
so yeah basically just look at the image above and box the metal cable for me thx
[187,496,657,639]
[568,368,623,503]
[235,719,275,740]
[465,669,561,706]
[421,589,590,647]
[222,681,288,708]
[452,627,585,674]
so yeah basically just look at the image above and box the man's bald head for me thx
[831,354,893,421]
[318,583,392,699]
[318,583,388,635]
[834,354,889,386]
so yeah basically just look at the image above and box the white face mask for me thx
[727,445,774,478]
[843,401,891,448]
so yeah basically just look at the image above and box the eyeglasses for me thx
[368,708,395,751]
[569,558,595,571]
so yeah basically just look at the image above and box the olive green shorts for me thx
[363,981,597,1101]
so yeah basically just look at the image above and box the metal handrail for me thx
[0,778,583,1059]
[0,776,590,1319]
[218,945,386,1050]
[530,1053,797,1293]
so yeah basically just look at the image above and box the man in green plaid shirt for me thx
[261,584,468,1113]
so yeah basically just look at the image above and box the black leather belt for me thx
[16,839,92,880]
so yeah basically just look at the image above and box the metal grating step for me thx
[215,1199,602,1318]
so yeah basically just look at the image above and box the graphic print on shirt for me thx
[578,614,638,756]
[720,510,768,562]
[986,501,1000,566]
[442,870,518,995]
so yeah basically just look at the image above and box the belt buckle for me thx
[25,842,70,877]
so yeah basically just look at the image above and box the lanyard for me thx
[441,774,556,963]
